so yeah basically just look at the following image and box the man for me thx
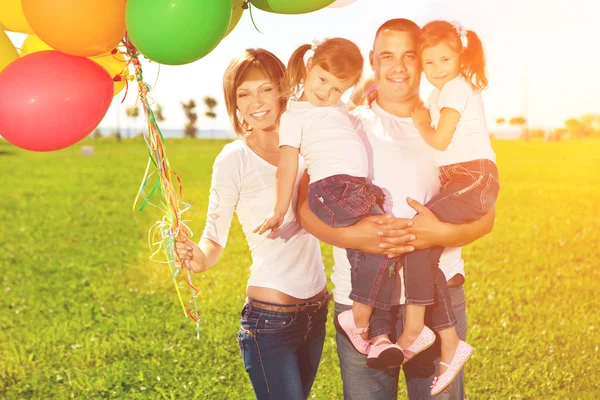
[296,19,495,399]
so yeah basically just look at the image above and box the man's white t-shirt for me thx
[428,76,496,166]
[279,99,368,183]
[331,101,465,306]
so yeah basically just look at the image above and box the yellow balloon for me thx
[226,0,245,37]
[19,34,51,55]
[0,30,19,72]
[90,51,129,96]
[0,0,34,34]
[20,34,130,96]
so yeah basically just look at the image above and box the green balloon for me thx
[126,0,232,65]
[250,0,335,14]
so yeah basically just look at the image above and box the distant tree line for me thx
[100,97,220,140]
[495,114,600,141]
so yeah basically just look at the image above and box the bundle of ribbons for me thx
[121,35,201,338]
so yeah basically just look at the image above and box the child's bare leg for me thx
[351,302,373,340]
[437,326,460,374]
[396,304,426,349]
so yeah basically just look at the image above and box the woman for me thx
[174,48,327,400]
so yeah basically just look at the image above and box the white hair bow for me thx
[451,20,468,47]
[311,38,329,52]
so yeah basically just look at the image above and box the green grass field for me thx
[1,137,599,399]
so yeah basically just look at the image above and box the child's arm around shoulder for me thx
[412,78,471,151]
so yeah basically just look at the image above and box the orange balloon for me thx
[22,0,127,57]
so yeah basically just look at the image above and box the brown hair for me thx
[419,21,488,91]
[222,48,288,136]
[286,38,364,98]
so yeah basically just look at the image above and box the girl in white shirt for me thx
[402,20,499,395]
[255,38,409,370]
[175,48,329,400]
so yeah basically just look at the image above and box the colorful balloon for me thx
[22,0,126,57]
[328,0,359,8]
[18,34,51,55]
[91,52,130,97]
[249,0,335,14]
[126,0,232,65]
[0,51,114,152]
[0,0,34,34]
[20,35,130,96]
[226,0,245,37]
[0,30,19,72]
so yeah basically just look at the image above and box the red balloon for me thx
[0,51,113,152]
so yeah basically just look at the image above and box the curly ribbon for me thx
[121,35,201,338]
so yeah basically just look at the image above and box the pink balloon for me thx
[327,0,358,7]
[0,51,113,152]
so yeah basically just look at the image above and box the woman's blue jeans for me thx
[237,293,329,399]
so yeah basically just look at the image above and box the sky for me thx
[6,0,600,133]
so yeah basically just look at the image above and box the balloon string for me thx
[122,35,200,337]
[152,64,161,92]
[99,45,134,103]
[243,1,263,34]
[132,158,152,211]
[121,79,130,104]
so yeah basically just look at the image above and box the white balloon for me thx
[328,0,358,8]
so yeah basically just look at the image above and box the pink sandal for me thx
[430,341,474,396]
[366,338,404,370]
[334,310,370,355]
[401,326,436,364]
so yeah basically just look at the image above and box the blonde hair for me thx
[286,38,364,98]
[223,48,288,136]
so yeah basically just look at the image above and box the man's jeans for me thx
[335,286,468,400]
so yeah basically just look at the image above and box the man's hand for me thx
[405,197,447,250]
[254,211,285,238]
[346,214,415,256]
